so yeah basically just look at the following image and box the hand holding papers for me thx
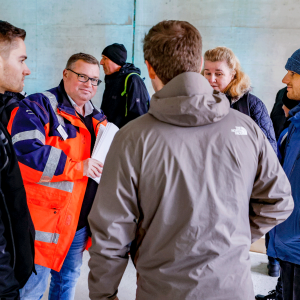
[89,122,119,183]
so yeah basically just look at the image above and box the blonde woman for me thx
[202,46,277,152]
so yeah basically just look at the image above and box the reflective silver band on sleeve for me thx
[12,130,45,145]
[42,91,65,126]
[39,147,62,183]
[37,181,74,193]
[35,230,59,244]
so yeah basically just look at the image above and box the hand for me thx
[83,158,103,178]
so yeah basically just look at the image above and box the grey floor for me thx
[42,251,278,299]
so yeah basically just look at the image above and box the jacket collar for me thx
[0,93,8,107]
[0,91,25,108]
[289,102,300,128]
[55,80,77,116]
[67,94,94,117]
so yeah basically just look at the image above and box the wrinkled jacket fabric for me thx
[267,103,300,265]
[88,72,293,300]
[11,81,107,272]
[230,92,277,152]
[0,119,35,300]
[101,63,149,128]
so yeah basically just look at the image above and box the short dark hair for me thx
[143,20,202,85]
[0,21,26,57]
[66,53,100,69]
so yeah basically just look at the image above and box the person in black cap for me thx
[100,43,150,128]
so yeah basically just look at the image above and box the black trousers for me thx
[280,260,300,300]
[275,275,282,300]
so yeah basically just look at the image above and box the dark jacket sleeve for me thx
[249,128,294,242]
[0,209,20,300]
[126,75,150,122]
[0,126,20,300]
[248,94,277,153]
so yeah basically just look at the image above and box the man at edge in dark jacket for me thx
[100,43,149,128]
[0,20,35,299]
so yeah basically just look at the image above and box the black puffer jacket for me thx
[101,63,149,128]
[229,92,277,153]
[0,93,35,299]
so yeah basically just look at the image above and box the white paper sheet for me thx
[89,122,119,183]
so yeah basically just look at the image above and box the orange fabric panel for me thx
[85,236,92,250]
[31,176,89,271]
[58,110,87,129]
[7,107,19,135]
[19,162,43,183]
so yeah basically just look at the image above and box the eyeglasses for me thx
[67,69,102,86]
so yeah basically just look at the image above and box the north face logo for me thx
[231,126,248,135]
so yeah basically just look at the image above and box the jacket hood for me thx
[119,63,141,75]
[149,72,230,127]
[104,63,141,83]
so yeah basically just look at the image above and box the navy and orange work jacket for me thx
[10,81,107,271]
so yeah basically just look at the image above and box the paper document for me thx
[90,122,119,183]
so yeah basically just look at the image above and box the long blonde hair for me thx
[202,46,251,98]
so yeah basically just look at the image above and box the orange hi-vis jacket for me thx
[10,81,107,271]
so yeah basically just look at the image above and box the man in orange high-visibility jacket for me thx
[11,53,107,300]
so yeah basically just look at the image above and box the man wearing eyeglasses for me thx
[10,52,107,299]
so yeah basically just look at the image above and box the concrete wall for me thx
[1,0,300,111]
[134,0,300,112]
[1,0,134,108]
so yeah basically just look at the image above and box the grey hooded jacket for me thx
[88,72,293,300]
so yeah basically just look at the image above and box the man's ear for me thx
[145,60,156,79]
[63,69,68,79]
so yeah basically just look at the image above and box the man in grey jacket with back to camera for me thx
[88,20,294,300]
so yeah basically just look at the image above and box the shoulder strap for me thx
[121,73,141,117]
[121,73,141,97]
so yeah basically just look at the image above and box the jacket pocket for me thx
[25,183,72,209]
[28,203,61,246]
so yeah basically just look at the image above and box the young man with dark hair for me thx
[100,43,149,128]
[0,20,35,299]
[0,20,31,129]
[88,20,293,300]
[11,52,107,299]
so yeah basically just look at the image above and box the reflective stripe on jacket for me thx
[11,81,107,271]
